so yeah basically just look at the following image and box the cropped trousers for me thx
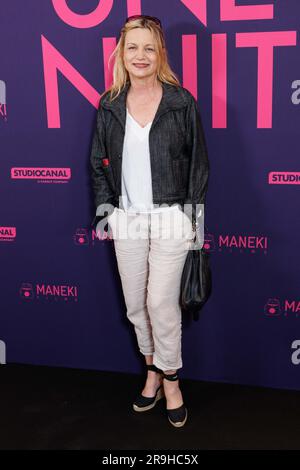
[107,204,194,371]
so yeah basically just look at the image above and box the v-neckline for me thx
[126,108,153,129]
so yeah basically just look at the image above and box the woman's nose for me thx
[135,50,146,59]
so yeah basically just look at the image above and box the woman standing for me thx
[90,15,209,428]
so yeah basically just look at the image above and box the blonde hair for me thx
[102,17,181,102]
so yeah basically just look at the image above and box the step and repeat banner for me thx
[1,0,299,391]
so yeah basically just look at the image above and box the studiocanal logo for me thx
[264,298,300,318]
[19,282,78,302]
[0,80,7,122]
[0,226,16,242]
[268,172,300,184]
[11,167,71,183]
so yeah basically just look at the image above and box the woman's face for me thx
[123,27,159,81]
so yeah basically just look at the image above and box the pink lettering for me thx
[212,34,227,128]
[41,36,100,127]
[285,301,300,313]
[268,172,300,184]
[103,37,117,90]
[236,31,297,127]
[0,103,7,118]
[220,0,274,21]
[181,0,207,26]
[52,0,113,28]
[182,35,198,100]
[219,234,267,248]
[0,227,16,238]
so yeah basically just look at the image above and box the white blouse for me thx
[120,108,178,214]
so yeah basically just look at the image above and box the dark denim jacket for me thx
[90,80,209,229]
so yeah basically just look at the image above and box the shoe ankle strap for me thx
[147,364,162,374]
[163,372,178,381]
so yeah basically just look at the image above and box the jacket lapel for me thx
[100,81,188,132]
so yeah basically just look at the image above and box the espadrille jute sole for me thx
[167,407,188,427]
[132,386,165,412]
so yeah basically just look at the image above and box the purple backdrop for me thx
[1,0,300,391]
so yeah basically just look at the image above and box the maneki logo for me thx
[74,228,90,246]
[0,226,16,242]
[202,232,215,252]
[19,282,78,302]
[11,167,71,183]
[0,80,7,122]
[218,233,268,253]
[73,227,113,245]
[264,298,300,318]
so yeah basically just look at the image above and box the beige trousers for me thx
[107,204,194,371]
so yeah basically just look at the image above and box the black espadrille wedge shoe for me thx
[163,371,188,427]
[133,364,164,412]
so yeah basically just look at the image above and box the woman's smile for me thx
[133,63,150,68]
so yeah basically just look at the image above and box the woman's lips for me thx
[133,64,149,68]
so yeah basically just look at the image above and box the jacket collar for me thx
[100,80,188,131]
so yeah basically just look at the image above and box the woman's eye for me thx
[128,47,154,51]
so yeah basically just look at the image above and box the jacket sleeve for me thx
[89,101,116,229]
[184,93,210,227]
